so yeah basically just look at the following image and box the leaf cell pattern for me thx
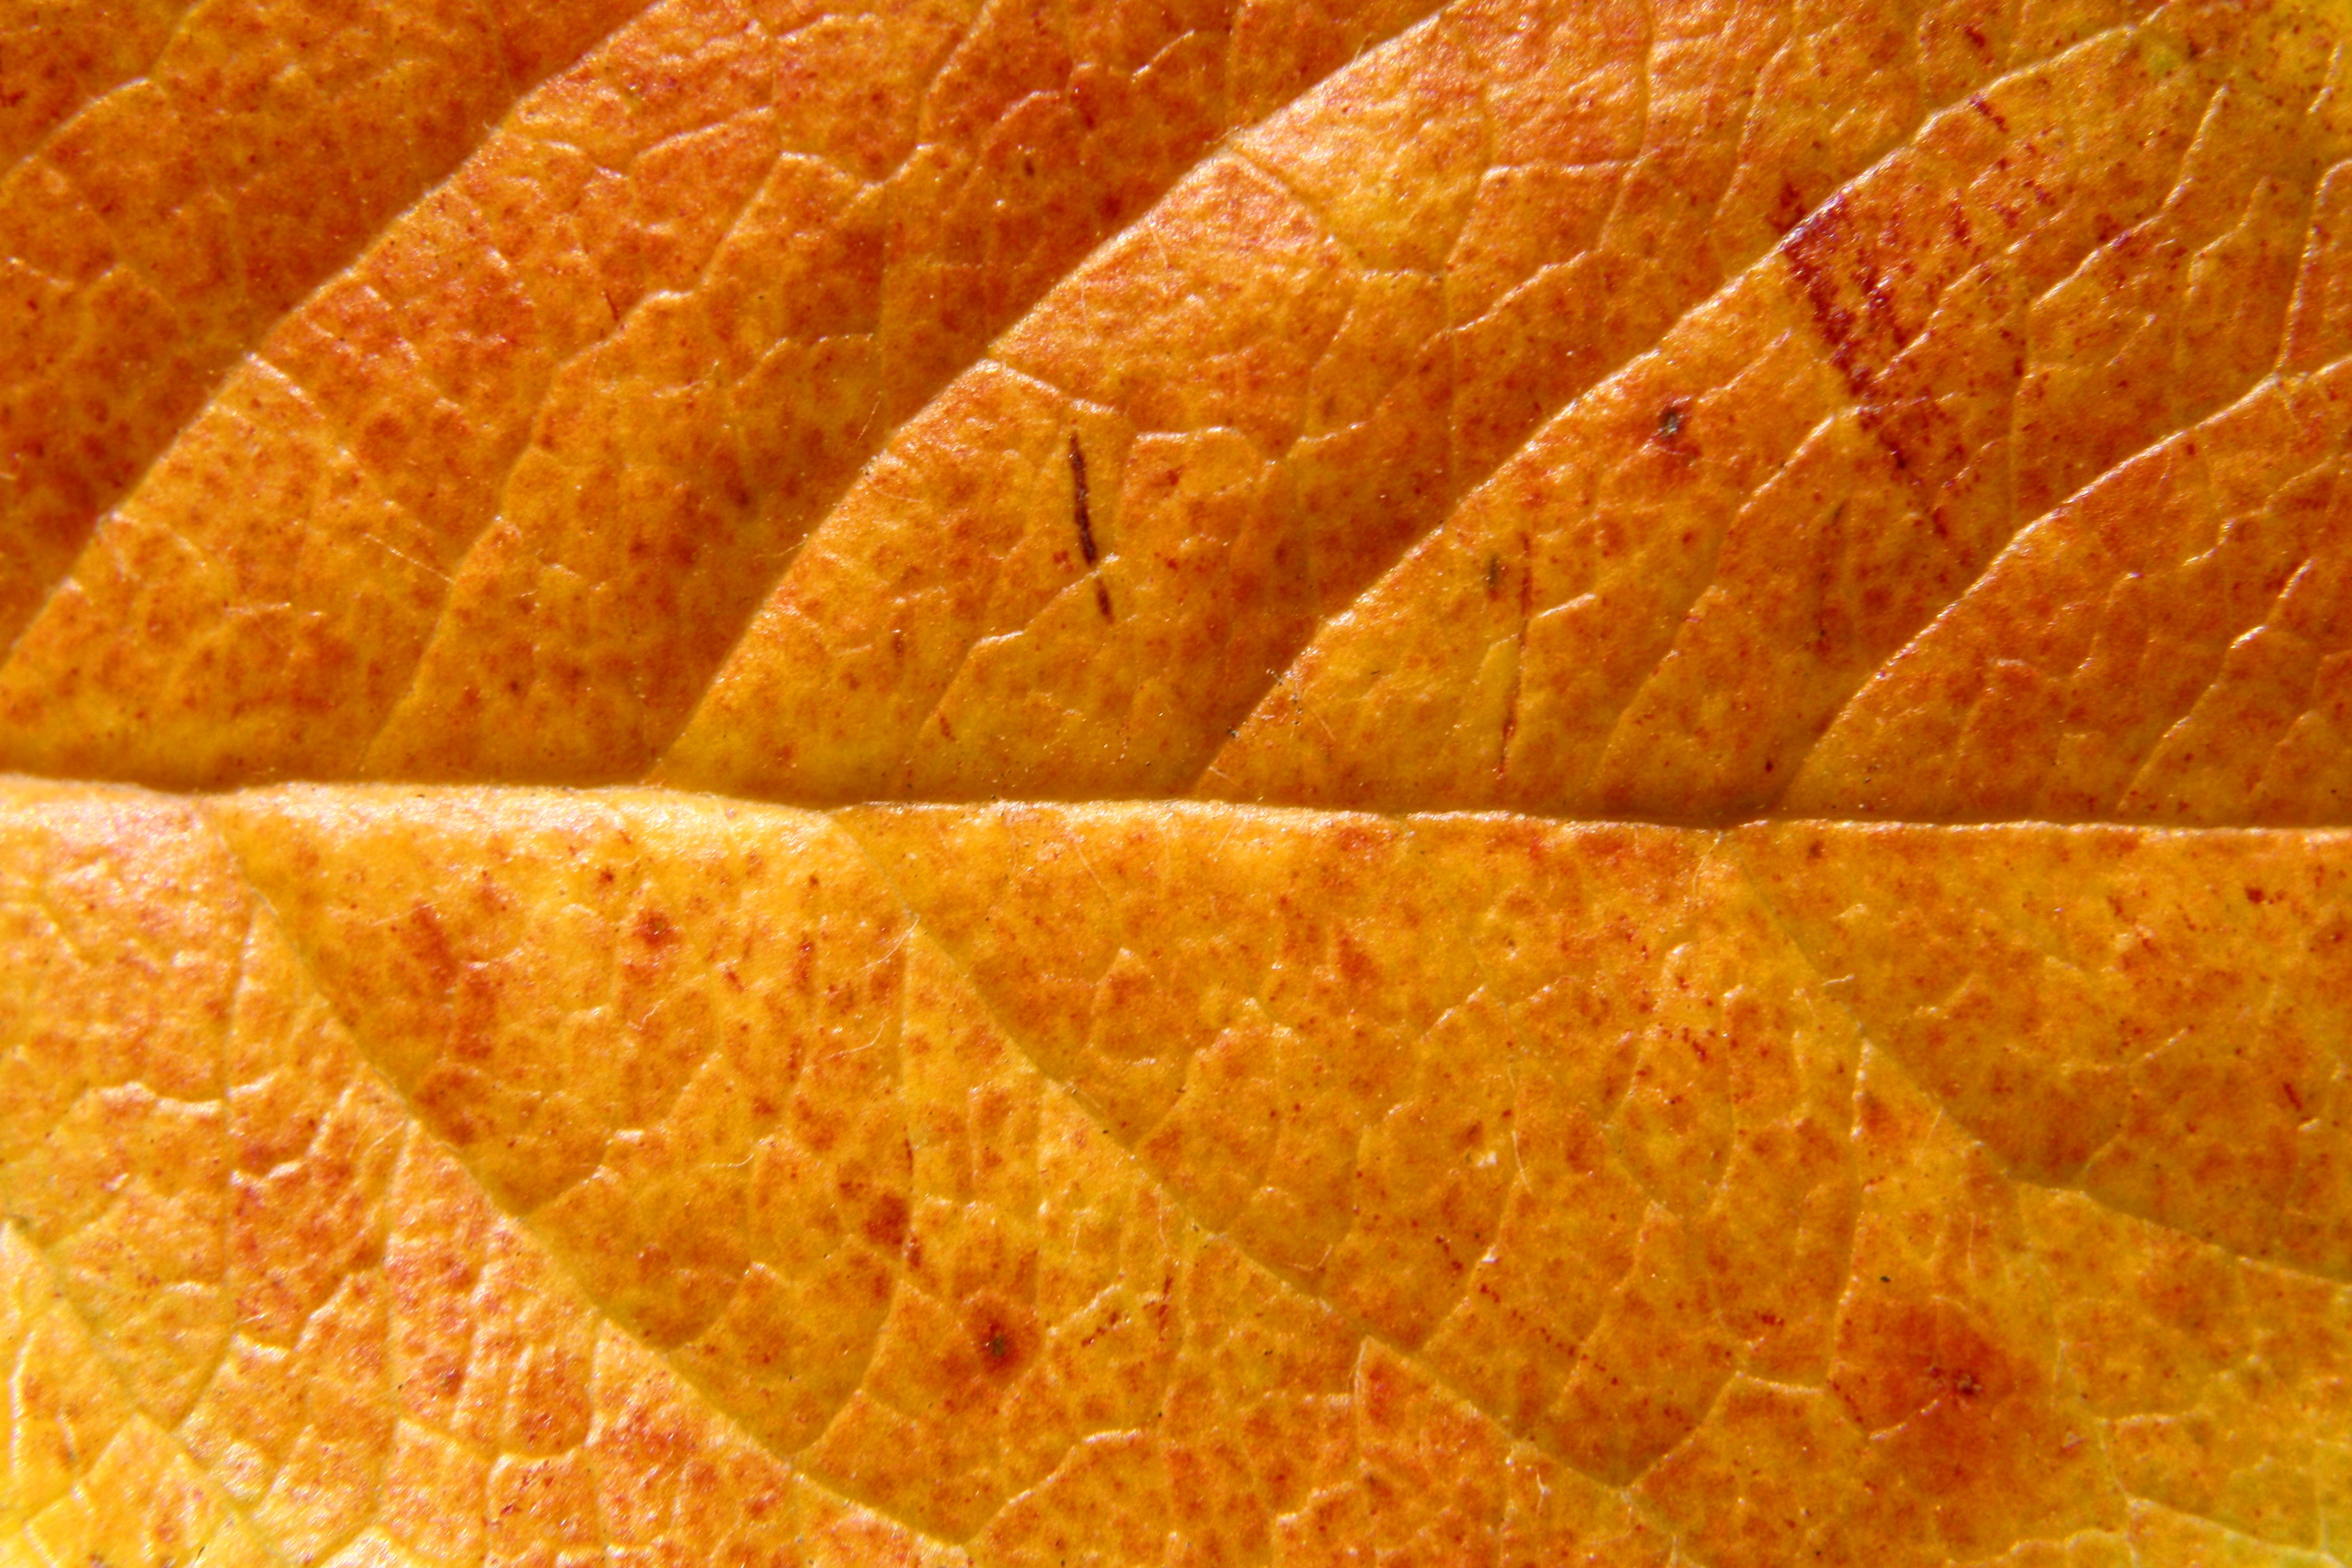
[3,0,2351,1562]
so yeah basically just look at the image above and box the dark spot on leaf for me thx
[1070,432,1111,619]
[976,1313,1024,1374]
[863,1192,909,1251]
[1768,177,1810,234]
[1069,431,1097,567]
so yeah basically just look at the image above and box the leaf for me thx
[1,0,2349,1562]
[9,784,2352,1560]
[0,0,1441,784]
[0,0,650,651]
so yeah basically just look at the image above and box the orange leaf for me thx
[2,1,2349,1561]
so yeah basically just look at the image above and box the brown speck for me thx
[1069,432,1097,567]
[1657,403,1685,439]
[1768,177,1809,233]
[863,1192,909,1250]
[1071,432,1112,619]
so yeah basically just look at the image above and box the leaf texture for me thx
[3,0,2351,1561]
[0,0,651,652]
[7,781,2352,1562]
[0,0,2344,819]
[0,0,1441,784]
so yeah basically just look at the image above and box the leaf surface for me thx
[0,0,649,651]
[1,0,2350,1560]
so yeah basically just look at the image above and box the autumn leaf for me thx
[3,0,2351,1564]
[0,0,653,651]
